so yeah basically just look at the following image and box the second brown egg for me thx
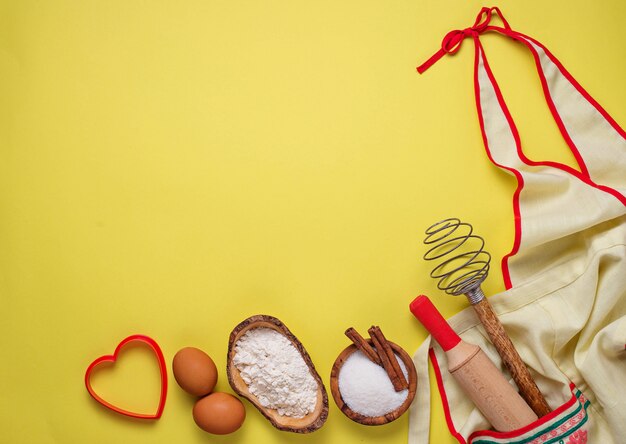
[193,392,246,434]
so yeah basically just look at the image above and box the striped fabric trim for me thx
[469,388,589,444]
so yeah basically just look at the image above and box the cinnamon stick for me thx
[345,327,381,365]
[368,326,408,391]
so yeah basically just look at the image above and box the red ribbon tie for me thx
[417,6,510,74]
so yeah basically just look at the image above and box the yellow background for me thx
[0,1,624,443]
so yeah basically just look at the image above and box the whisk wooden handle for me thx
[472,299,552,417]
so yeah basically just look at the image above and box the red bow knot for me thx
[417,7,510,74]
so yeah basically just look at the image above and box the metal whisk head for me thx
[423,218,491,302]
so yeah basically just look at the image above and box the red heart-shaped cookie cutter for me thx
[85,334,168,419]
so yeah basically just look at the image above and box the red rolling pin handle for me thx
[409,295,461,352]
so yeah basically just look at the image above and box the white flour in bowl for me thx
[232,327,318,418]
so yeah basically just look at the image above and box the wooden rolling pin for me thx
[410,295,538,432]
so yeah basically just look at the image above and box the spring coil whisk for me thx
[423,218,491,297]
[421,217,553,417]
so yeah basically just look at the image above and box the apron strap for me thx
[483,28,626,194]
[417,7,510,74]
[416,8,626,288]
[417,8,626,197]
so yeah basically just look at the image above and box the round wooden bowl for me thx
[226,315,329,433]
[330,340,417,425]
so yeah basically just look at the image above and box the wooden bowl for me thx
[226,315,329,433]
[330,340,417,425]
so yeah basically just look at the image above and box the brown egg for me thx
[172,347,218,397]
[193,392,246,434]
